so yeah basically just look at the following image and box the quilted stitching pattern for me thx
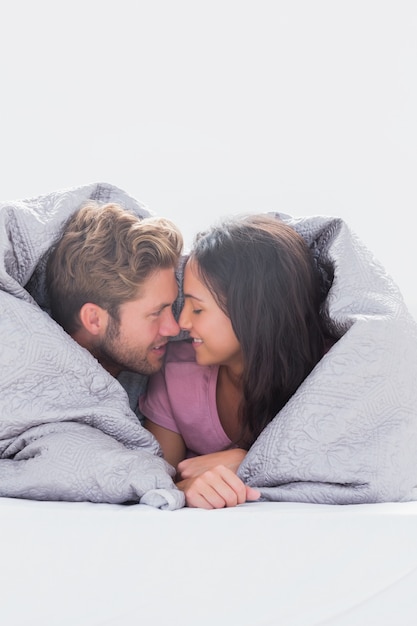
[0,183,184,509]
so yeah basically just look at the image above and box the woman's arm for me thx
[144,419,186,469]
[144,399,258,509]
[177,448,247,480]
[144,424,258,508]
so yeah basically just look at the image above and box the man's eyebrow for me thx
[150,301,174,312]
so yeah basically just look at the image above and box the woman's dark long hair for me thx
[189,214,328,448]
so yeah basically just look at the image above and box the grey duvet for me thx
[0,183,184,510]
[239,212,417,503]
[1,182,417,507]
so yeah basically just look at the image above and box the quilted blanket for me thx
[0,182,185,510]
[2,183,417,508]
[238,213,417,503]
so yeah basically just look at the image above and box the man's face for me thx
[95,268,180,377]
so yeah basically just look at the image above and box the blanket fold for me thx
[238,213,417,503]
[0,183,185,510]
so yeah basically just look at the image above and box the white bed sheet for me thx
[2,497,417,626]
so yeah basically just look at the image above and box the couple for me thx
[46,200,334,509]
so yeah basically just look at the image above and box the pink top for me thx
[139,340,234,457]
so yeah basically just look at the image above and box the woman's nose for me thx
[179,307,191,330]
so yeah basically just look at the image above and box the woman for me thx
[140,214,334,508]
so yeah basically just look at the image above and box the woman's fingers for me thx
[183,465,258,509]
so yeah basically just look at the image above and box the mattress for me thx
[2,497,417,626]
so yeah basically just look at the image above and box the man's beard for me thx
[94,314,161,377]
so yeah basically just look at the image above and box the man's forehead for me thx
[138,267,178,301]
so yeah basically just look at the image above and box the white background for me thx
[1,0,416,313]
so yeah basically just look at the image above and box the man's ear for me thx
[78,303,107,336]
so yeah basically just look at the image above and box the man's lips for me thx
[151,342,168,351]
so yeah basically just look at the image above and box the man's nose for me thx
[160,309,180,337]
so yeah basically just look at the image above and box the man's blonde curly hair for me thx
[46,201,183,334]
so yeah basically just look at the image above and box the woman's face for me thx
[179,260,242,371]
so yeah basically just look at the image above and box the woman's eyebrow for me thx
[183,293,204,301]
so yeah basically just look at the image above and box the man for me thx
[46,201,183,379]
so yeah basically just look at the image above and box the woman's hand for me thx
[177,448,247,480]
[176,464,260,509]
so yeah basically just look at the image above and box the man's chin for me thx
[136,355,165,376]
[148,357,166,374]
